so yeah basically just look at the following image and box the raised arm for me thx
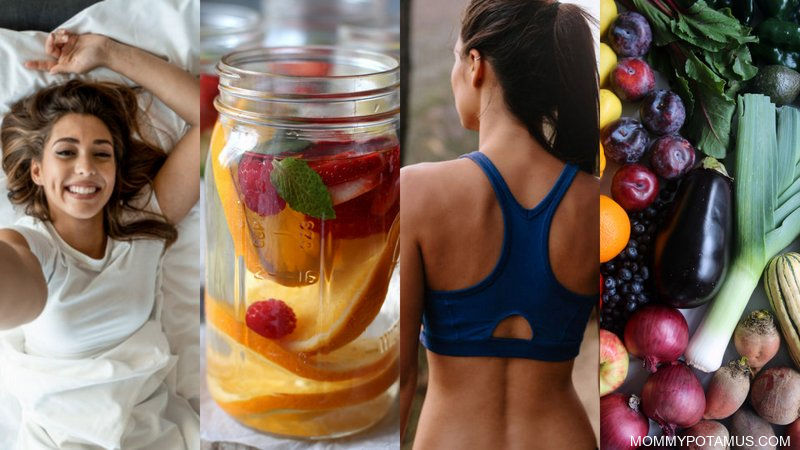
[0,230,46,329]
[399,167,426,443]
[26,30,200,224]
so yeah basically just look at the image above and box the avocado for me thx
[750,65,800,106]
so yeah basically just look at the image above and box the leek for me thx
[686,95,800,372]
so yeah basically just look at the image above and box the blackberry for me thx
[600,182,679,336]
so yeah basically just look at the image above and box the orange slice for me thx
[209,121,264,275]
[212,359,398,414]
[244,217,400,354]
[206,297,396,382]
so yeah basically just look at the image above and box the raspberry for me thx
[245,299,297,339]
[238,152,286,216]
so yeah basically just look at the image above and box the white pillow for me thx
[0,0,201,408]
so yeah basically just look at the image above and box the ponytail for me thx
[552,4,599,174]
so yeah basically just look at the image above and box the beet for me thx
[704,357,751,420]
[750,366,800,425]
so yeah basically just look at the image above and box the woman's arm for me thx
[399,167,426,443]
[0,230,46,329]
[26,30,200,224]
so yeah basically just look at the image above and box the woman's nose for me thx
[75,155,97,176]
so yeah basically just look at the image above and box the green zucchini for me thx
[764,252,800,369]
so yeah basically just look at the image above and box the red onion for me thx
[624,305,688,372]
[642,362,706,436]
[600,393,650,450]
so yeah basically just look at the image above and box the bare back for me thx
[402,149,598,449]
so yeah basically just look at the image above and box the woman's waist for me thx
[417,379,593,449]
[426,353,576,401]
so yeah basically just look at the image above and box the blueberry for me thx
[619,268,633,281]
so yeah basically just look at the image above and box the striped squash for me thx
[765,252,800,370]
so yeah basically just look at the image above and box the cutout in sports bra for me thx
[420,151,595,361]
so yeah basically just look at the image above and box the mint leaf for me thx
[270,157,335,219]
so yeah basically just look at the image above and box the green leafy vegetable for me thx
[628,0,758,158]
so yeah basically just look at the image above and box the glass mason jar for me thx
[200,3,264,164]
[204,47,400,439]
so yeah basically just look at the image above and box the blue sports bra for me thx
[420,151,596,361]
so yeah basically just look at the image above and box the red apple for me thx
[611,164,659,211]
[600,329,630,396]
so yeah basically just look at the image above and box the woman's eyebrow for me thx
[51,137,112,146]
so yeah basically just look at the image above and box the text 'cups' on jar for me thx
[204,46,400,439]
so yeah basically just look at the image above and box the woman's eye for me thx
[95,152,113,159]
[55,149,75,157]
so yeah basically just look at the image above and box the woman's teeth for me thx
[67,186,98,194]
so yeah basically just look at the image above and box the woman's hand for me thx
[25,30,111,74]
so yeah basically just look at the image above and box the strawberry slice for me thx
[329,173,382,205]
[309,152,385,186]
[237,152,286,216]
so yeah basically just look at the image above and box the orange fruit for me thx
[243,218,399,354]
[211,359,398,414]
[206,296,396,382]
[230,392,393,438]
[209,121,264,276]
[600,195,630,263]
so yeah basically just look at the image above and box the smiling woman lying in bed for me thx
[0,30,199,448]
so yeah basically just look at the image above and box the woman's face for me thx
[31,113,116,223]
[450,38,480,130]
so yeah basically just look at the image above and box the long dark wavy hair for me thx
[460,0,599,174]
[1,80,177,246]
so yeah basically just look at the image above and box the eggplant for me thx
[653,157,732,308]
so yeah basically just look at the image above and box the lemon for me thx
[600,89,622,131]
[599,43,617,88]
[600,0,618,38]
[599,142,606,178]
